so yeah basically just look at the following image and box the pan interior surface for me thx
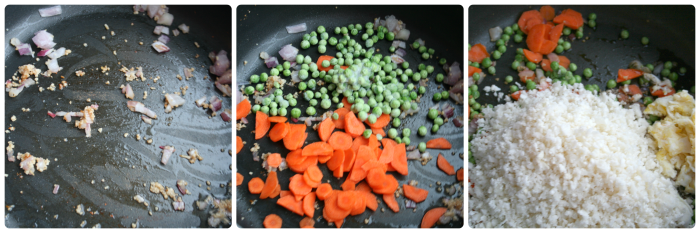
[5,5,232,228]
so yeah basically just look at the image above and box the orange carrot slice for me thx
[350,191,366,216]
[523,49,542,63]
[381,138,397,149]
[383,194,400,213]
[426,138,452,149]
[456,168,464,181]
[267,153,282,168]
[316,183,333,201]
[318,154,332,164]
[236,136,243,154]
[248,177,264,194]
[378,143,394,164]
[371,128,386,137]
[327,150,345,171]
[557,55,571,69]
[285,149,304,166]
[323,191,351,222]
[318,118,335,142]
[305,165,323,183]
[302,141,333,157]
[289,174,312,197]
[303,171,320,188]
[342,148,356,172]
[341,97,352,111]
[540,5,555,21]
[371,173,398,195]
[236,98,251,120]
[341,179,356,191]
[277,195,304,216]
[421,207,448,228]
[259,171,278,199]
[652,85,676,97]
[403,184,429,203]
[518,10,545,34]
[626,84,643,96]
[365,114,391,129]
[553,9,584,29]
[317,55,335,72]
[283,124,307,151]
[332,108,349,129]
[255,111,271,140]
[539,40,558,55]
[280,190,293,198]
[363,192,378,211]
[289,155,318,173]
[268,116,287,123]
[468,43,489,63]
[350,136,369,155]
[344,111,365,138]
[617,69,644,83]
[328,131,353,151]
[391,143,408,176]
[336,191,356,211]
[269,122,290,142]
[270,183,281,198]
[303,192,316,218]
[467,65,482,78]
[263,214,283,228]
[236,172,244,186]
[437,153,455,175]
[299,217,315,228]
[549,23,564,41]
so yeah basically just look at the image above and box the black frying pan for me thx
[236,5,464,228]
[469,5,695,109]
[4,5,232,228]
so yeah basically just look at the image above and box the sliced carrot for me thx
[368,136,379,150]
[347,167,367,183]
[541,59,553,72]
[549,23,564,41]
[259,171,278,199]
[540,5,555,21]
[255,111,271,140]
[299,217,315,228]
[366,168,385,189]
[391,143,408,176]
[302,141,333,157]
[336,191,356,211]
[356,181,372,194]
[378,143,394,164]
[341,179,356,191]
[333,162,344,178]
[317,55,335,72]
[263,213,283,228]
[305,165,323,183]
[316,183,333,201]
[328,131,353,151]
[303,192,316,218]
[303,171,320,188]
[362,160,387,173]
[283,123,307,150]
[248,177,264,194]
[617,69,644,83]
[558,55,571,69]
[511,90,523,101]
[371,128,386,137]
[236,172,244,186]
[421,207,448,228]
[270,183,281,198]
[342,148,356,172]
[381,138,397,149]
[277,195,304,216]
[268,116,287,123]
[365,114,391,129]
[523,49,543,63]
[267,153,282,168]
[553,9,584,29]
[318,118,335,142]
[403,184,429,203]
[426,138,452,149]
[236,98,251,120]
[280,190,293,197]
[289,174,312,198]
[341,97,352,111]
[297,132,308,149]
[289,155,318,173]
[323,191,351,222]
[383,194,400,213]
[354,146,373,168]
[371,173,398,195]
[437,153,455,175]
[518,10,545,34]
[363,192,378,211]
[350,191,367,216]
[626,84,643,96]
[350,136,369,155]
[652,85,676,97]
[526,24,547,53]
[456,168,464,181]
[344,111,365,138]
[285,149,304,166]
[333,220,343,228]
[468,43,489,63]
[318,154,332,164]
[327,150,345,171]
[332,108,349,129]
[523,17,544,35]
[539,39,558,55]
[236,136,243,154]
[467,65,482,78]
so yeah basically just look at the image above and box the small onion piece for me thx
[395,48,407,57]
[45,59,60,73]
[147,5,160,18]
[48,47,65,59]
[32,30,56,50]
[444,62,462,86]
[265,57,279,68]
[152,41,170,53]
[391,40,407,49]
[395,29,410,41]
[178,24,189,34]
[16,43,34,57]
[39,5,62,17]
[172,29,180,37]
[546,53,559,63]
[37,49,54,57]
[157,13,174,26]
[285,23,307,34]
[10,38,21,47]
[157,35,170,44]
[278,44,299,62]
[221,109,232,122]
[489,26,503,41]
[453,116,464,127]
[259,51,270,60]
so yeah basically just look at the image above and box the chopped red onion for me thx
[442,103,454,118]
[444,62,462,86]
[10,38,21,47]
[395,48,407,57]
[286,23,307,34]
[32,30,56,50]
[449,79,464,94]
[291,118,298,123]
[419,79,428,87]
[453,116,464,127]
[172,198,185,211]
[391,40,406,49]
[127,101,158,118]
[7,150,15,162]
[215,83,232,97]
[39,6,62,17]
[252,150,260,161]
[153,26,164,35]
[265,56,279,68]
[133,5,147,12]
[468,118,478,136]
[172,29,180,36]
[141,115,153,124]
[221,109,232,122]
[16,43,34,57]
[53,184,60,194]
[373,17,380,30]
[438,215,452,225]
[164,94,186,113]
[178,24,189,34]
[278,44,299,62]
[291,70,300,83]
[176,180,188,195]
[385,16,398,32]
[160,146,175,165]
[216,70,232,85]
[197,95,208,107]
[390,55,405,64]
[259,51,270,60]
[406,150,421,160]
[395,29,410,41]
[518,69,535,81]
[37,49,54,57]
[122,83,134,99]
[208,51,216,62]
[147,5,160,18]
[489,26,503,41]
[157,13,174,26]
[45,59,60,73]
[48,47,65,59]
[209,50,230,76]
[405,199,417,208]
[209,96,222,112]
[157,35,170,44]
[547,53,559,63]
[47,111,56,118]
[152,41,170,53]
[449,92,463,105]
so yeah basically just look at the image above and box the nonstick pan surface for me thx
[4,5,232,228]
[236,5,464,228]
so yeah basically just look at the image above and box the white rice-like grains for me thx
[468,83,692,228]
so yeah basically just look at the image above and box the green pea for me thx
[436,73,444,83]
[562,41,571,50]
[387,128,398,139]
[501,34,510,42]
[440,91,449,100]
[588,19,596,28]
[607,79,616,89]
[431,124,439,133]
[341,27,348,35]
[402,128,411,138]
[576,30,583,39]
[510,85,519,93]
[260,106,269,114]
[482,57,492,68]
[504,26,513,35]
[661,68,671,77]
[526,80,536,90]
[526,62,536,71]
[643,96,654,105]
[563,27,571,36]
[641,36,649,45]
[283,69,291,77]
[589,13,597,20]
[300,40,311,49]
[555,45,564,54]
[256,84,265,91]
[511,61,520,70]
[392,118,400,127]
[620,29,629,39]
[583,68,593,78]
[318,45,327,54]
[669,72,679,81]
[434,117,444,126]
[513,34,523,43]
[402,137,411,145]
[493,51,502,60]
[421,52,429,60]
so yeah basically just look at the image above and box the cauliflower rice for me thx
[468,83,692,227]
